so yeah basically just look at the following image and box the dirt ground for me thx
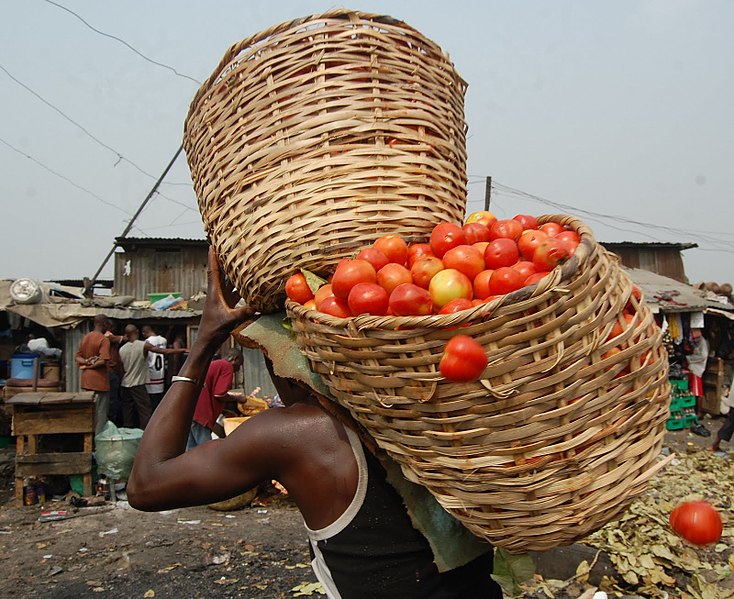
[0,413,727,599]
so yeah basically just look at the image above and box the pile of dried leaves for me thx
[585,449,733,598]
[515,449,733,599]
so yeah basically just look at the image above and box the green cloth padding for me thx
[238,313,493,572]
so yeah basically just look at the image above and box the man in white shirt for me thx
[142,325,168,411]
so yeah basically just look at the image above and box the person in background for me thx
[103,320,125,427]
[686,328,710,435]
[711,384,734,454]
[75,314,111,434]
[187,348,244,449]
[128,248,502,598]
[119,324,187,429]
[141,324,169,411]
[119,324,152,430]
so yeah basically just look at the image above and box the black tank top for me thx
[305,428,502,599]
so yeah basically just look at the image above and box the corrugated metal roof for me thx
[115,237,207,250]
[623,267,733,313]
[602,241,698,250]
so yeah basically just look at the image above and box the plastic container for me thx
[669,378,689,392]
[670,394,696,412]
[148,292,182,304]
[10,354,37,379]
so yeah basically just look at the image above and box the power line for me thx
[489,180,734,250]
[0,134,131,217]
[43,0,202,86]
[0,63,191,187]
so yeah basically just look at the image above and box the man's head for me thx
[124,324,140,341]
[141,325,154,339]
[93,314,108,332]
[224,348,244,373]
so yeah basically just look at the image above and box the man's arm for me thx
[128,248,265,511]
[144,343,187,356]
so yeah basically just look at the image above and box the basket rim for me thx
[286,213,601,329]
[188,8,449,121]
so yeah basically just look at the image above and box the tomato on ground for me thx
[669,501,723,546]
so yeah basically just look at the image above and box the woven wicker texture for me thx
[286,215,671,553]
[184,10,468,313]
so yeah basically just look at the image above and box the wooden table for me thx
[6,391,97,504]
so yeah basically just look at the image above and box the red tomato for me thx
[428,269,473,308]
[512,214,538,230]
[389,283,433,316]
[465,210,497,227]
[314,283,335,309]
[356,247,390,273]
[407,243,434,267]
[411,256,445,289]
[539,222,565,237]
[443,245,485,281]
[331,259,377,300]
[533,238,571,271]
[285,273,314,304]
[438,298,473,314]
[670,501,723,546]
[373,235,409,265]
[489,219,523,241]
[303,299,316,310]
[517,229,549,261]
[348,283,389,316]
[525,272,549,286]
[439,335,488,382]
[484,238,520,269]
[512,260,536,279]
[462,222,491,244]
[607,313,635,342]
[555,230,580,245]
[377,263,413,295]
[318,296,352,318]
[430,222,466,258]
[473,269,494,300]
[489,267,526,295]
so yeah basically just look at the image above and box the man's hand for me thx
[198,247,255,346]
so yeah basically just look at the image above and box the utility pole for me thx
[484,176,492,211]
[85,145,185,296]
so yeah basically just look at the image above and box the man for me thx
[102,319,124,426]
[119,324,152,430]
[129,249,502,598]
[187,348,243,449]
[75,314,111,434]
[141,324,168,411]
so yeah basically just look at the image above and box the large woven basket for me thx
[184,10,468,313]
[286,214,671,553]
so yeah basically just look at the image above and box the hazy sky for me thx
[1,1,732,285]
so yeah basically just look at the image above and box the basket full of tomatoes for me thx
[184,9,468,313]
[284,212,671,553]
